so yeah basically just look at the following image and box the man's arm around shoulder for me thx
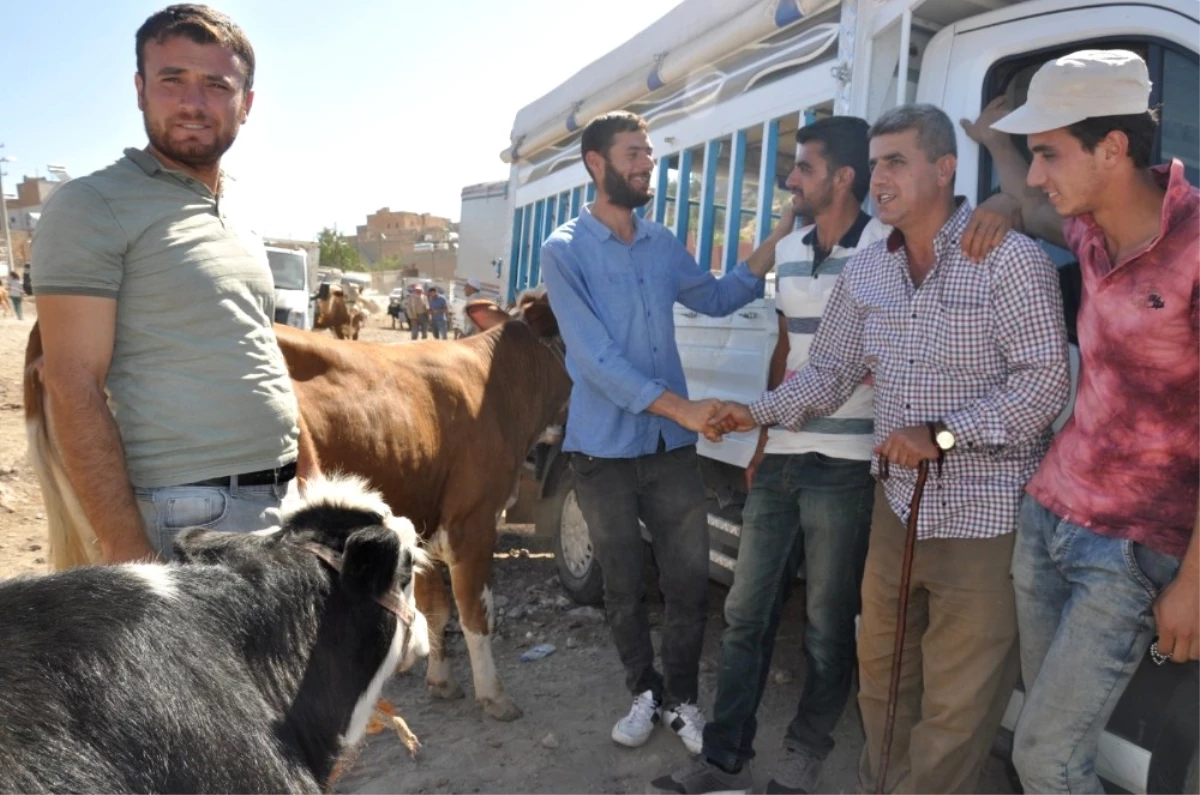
[38,296,156,563]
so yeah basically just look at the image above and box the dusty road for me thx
[0,299,1014,794]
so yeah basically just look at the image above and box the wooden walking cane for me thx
[874,453,936,795]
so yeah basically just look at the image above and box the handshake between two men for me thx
[669,396,943,470]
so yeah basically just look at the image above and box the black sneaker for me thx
[766,747,823,794]
[651,756,752,794]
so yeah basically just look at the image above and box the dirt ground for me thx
[0,298,1014,794]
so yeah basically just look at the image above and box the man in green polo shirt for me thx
[32,4,299,563]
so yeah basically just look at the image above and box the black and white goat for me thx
[0,475,429,794]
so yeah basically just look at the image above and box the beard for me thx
[143,110,239,169]
[791,177,834,219]
[603,159,652,210]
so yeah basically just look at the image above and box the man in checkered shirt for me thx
[710,104,1070,792]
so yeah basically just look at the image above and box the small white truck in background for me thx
[265,245,318,330]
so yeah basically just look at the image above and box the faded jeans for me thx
[1011,494,1182,793]
[431,314,448,340]
[135,479,294,560]
[570,443,709,709]
[703,452,874,769]
[410,313,429,340]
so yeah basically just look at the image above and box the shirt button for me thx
[911,312,917,318]
[905,403,911,409]
[908,359,914,365]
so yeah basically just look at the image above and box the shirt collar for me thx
[123,147,229,197]
[802,210,874,250]
[579,203,652,243]
[885,196,971,254]
[1074,160,1197,249]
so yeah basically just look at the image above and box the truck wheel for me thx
[541,468,604,606]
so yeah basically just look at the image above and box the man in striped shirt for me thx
[656,116,886,795]
[710,104,1070,792]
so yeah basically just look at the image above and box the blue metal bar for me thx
[673,148,694,243]
[756,119,780,245]
[755,119,781,298]
[518,203,534,293]
[723,129,748,273]
[696,138,721,271]
[507,205,524,304]
[586,182,596,203]
[529,200,546,289]
[558,191,570,226]
[570,185,583,217]
[654,154,672,224]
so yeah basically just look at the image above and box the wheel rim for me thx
[559,488,594,578]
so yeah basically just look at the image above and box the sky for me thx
[0,0,683,240]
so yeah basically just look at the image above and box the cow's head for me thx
[466,289,570,445]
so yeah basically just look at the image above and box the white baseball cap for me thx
[991,49,1152,135]
[466,278,482,291]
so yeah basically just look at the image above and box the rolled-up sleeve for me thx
[749,272,869,430]
[673,235,760,317]
[542,241,666,414]
[944,239,1069,447]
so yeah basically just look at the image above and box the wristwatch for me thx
[929,421,956,452]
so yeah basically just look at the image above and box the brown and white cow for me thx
[314,283,367,340]
[25,294,572,722]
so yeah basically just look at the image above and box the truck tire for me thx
[539,466,604,606]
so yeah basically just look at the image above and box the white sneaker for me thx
[612,690,661,747]
[663,702,705,754]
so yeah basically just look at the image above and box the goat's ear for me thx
[466,300,511,332]
[173,528,233,564]
[341,524,400,600]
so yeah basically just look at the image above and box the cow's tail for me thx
[24,323,100,570]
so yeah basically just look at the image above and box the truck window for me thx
[978,38,1199,264]
[266,250,307,291]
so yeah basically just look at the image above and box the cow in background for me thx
[315,283,367,340]
[278,294,570,720]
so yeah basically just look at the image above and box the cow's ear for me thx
[467,300,511,332]
[523,299,559,338]
[341,524,400,599]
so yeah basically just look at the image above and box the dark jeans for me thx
[703,452,873,769]
[570,444,710,709]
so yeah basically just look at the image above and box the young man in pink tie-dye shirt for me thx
[983,49,1198,793]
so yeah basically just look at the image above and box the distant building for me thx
[354,207,457,280]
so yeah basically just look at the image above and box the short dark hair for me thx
[136,4,256,91]
[796,116,871,203]
[580,111,649,183]
[869,103,957,162]
[1065,109,1159,169]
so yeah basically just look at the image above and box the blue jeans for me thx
[135,480,293,560]
[1011,494,1182,793]
[431,314,448,340]
[702,452,874,769]
[410,313,429,340]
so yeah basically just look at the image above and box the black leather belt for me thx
[185,460,297,488]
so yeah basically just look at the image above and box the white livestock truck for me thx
[495,1,1199,791]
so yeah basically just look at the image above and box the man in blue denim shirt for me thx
[541,111,795,756]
